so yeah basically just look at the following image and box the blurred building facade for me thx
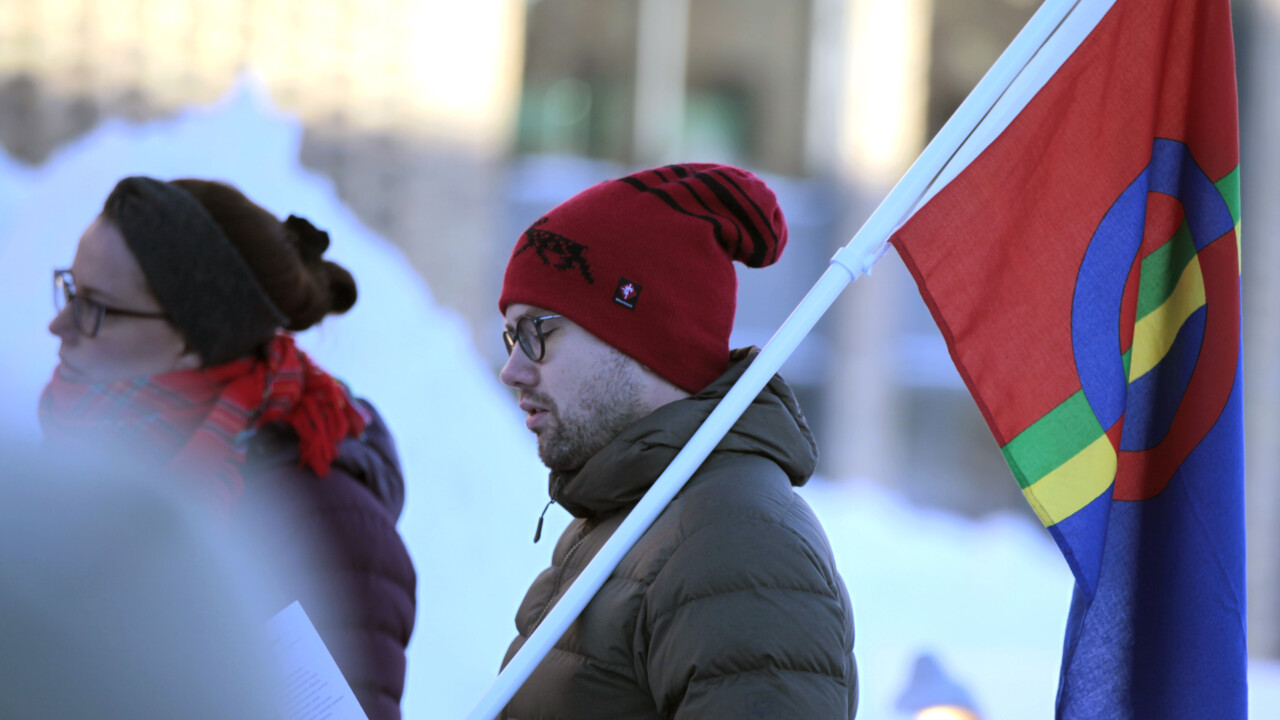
[2,0,1278,655]
[1238,0,1280,659]
[0,0,525,337]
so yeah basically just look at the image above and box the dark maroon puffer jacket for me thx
[239,400,417,720]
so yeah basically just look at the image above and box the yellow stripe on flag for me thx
[1023,434,1117,526]
[1129,256,1206,382]
[1236,222,1242,275]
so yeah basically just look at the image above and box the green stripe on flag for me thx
[1217,166,1243,273]
[1216,167,1241,226]
[1135,222,1196,322]
[1001,390,1105,489]
[1128,254,1205,382]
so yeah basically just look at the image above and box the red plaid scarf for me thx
[38,334,368,510]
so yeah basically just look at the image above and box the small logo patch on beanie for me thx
[613,278,642,309]
[513,218,595,284]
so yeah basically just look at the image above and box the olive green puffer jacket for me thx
[500,349,858,719]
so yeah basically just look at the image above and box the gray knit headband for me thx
[105,176,288,366]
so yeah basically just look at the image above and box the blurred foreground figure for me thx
[0,447,278,719]
[40,177,416,719]
[497,164,857,718]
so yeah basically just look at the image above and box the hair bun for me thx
[284,215,330,261]
[324,261,358,315]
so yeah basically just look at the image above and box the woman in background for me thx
[40,176,416,720]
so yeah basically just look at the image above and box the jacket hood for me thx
[549,347,818,518]
[248,399,406,520]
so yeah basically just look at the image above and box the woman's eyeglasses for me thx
[502,314,562,363]
[53,269,169,338]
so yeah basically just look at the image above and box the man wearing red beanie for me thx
[497,163,857,718]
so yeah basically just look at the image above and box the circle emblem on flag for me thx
[1071,139,1239,501]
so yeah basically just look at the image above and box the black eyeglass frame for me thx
[53,269,169,338]
[503,313,563,363]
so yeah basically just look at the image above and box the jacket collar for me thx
[548,347,818,518]
[246,400,406,520]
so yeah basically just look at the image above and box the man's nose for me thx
[499,347,536,388]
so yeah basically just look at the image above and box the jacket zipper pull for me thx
[533,498,555,543]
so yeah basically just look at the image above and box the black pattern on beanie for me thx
[617,164,784,268]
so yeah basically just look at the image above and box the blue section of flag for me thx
[1057,357,1245,719]
[1073,174,1147,431]
[1048,487,1113,596]
[1073,140,1234,436]
[1147,141,1235,250]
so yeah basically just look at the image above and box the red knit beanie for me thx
[499,163,787,393]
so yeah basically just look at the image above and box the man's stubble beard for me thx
[536,348,648,472]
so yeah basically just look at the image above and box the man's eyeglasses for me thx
[54,269,169,338]
[503,313,562,363]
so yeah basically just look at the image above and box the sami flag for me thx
[890,0,1244,717]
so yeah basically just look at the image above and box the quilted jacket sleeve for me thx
[241,407,417,720]
[281,471,417,720]
[639,492,856,720]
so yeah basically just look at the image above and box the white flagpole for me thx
[465,1,1087,717]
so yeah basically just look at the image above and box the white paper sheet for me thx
[266,601,369,720]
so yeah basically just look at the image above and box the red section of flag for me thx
[891,0,1237,446]
[1139,194,1187,261]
